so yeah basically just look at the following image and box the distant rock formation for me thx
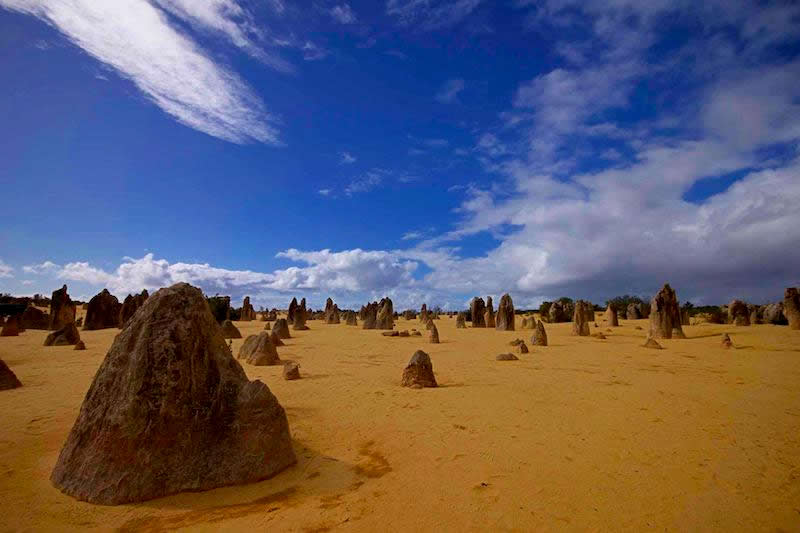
[531,320,548,346]
[240,297,256,321]
[605,304,619,327]
[572,300,591,336]
[548,302,569,323]
[50,283,296,504]
[83,289,122,330]
[456,312,467,328]
[74,340,86,351]
[119,290,148,327]
[648,284,684,339]
[515,341,529,354]
[762,302,787,325]
[626,303,641,320]
[287,298,298,325]
[220,320,242,339]
[401,350,437,388]
[419,304,429,324]
[49,285,76,331]
[721,333,733,348]
[21,306,49,329]
[496,293,515,331]
[784,288,800,330]
[361,302,378,329]
[345,311,358,326]
[496,353,519,361]
[429,323,439,344]
[0,359,22,390]
[238,332,281,366]
[470,297,486,327]
[44,322,81,346]
[324,298,341,324]
[728,300,750,326]
[376,298,394,330]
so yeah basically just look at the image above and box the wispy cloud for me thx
[0,259,13,278]
[318,188,332,196]
[435,78,465,103]
[386,0,484,30]
[401,231,423,240]
[345,168,387,196]
[302,41,329,61]
[1,0,282,144]
[329,3,357,24]
[339,151,357,164]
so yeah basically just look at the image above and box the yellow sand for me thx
[1,314,799,532]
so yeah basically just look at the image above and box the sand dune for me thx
[1,314,799,531]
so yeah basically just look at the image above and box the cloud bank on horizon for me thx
[1,0,799,309]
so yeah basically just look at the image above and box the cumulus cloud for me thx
[22,260,59,274]
[1,0,281,144]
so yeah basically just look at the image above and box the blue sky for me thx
[1,0,799,310]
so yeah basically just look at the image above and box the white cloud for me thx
[401,231,423,240]
[329,3,357,24]
[318,188,332,196]
[387,0,483,30]
[435,78,465,103]
[302,41,329,61]
[22,260,60,274]
[0,259,13,278]
[344,168,387,196]
[339,151,357,164]
[1,0,281,144]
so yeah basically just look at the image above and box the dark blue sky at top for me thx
[0,0,798,308]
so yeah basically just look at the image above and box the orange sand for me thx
[1,314,799,531]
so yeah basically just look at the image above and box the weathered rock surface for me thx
[496,293,515,331]
[484,296,495,328]
[44,323,81,346]
[496,353,519,361]
[21,306,49,329]
[220,320,242,339]
[84,289,121,330]
[0,359,22,390]
[238,332,281,366]
[515,342,529,354]
[605,305,619,327]
[429,323,439,344]
[324,298,341,324]
[287,298,299,325]
[50,283,296,505]
[292,298,309,331]
[572,300,591,336]
[548,302,569,323]
[1,315,20,337]
[361,302,378,329]
[784,288,800,330]
[119,290,149,327]
[728,300,750,326]
[376,298,394,330]
[401,350,437,388]
[762,302,787,325]
[626,303,642,320]
[272,319,291,339]
[49,285,76,331]
[531,320,548,346]
[74,340,86,351]
[345,311,358,326]
[283,362,300,380]
[649,284,684,339]
[642,336,663,349]
[456,312,467,328]
[240,297,256,321]
[270,330,285,347]
[470,297,486,327]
